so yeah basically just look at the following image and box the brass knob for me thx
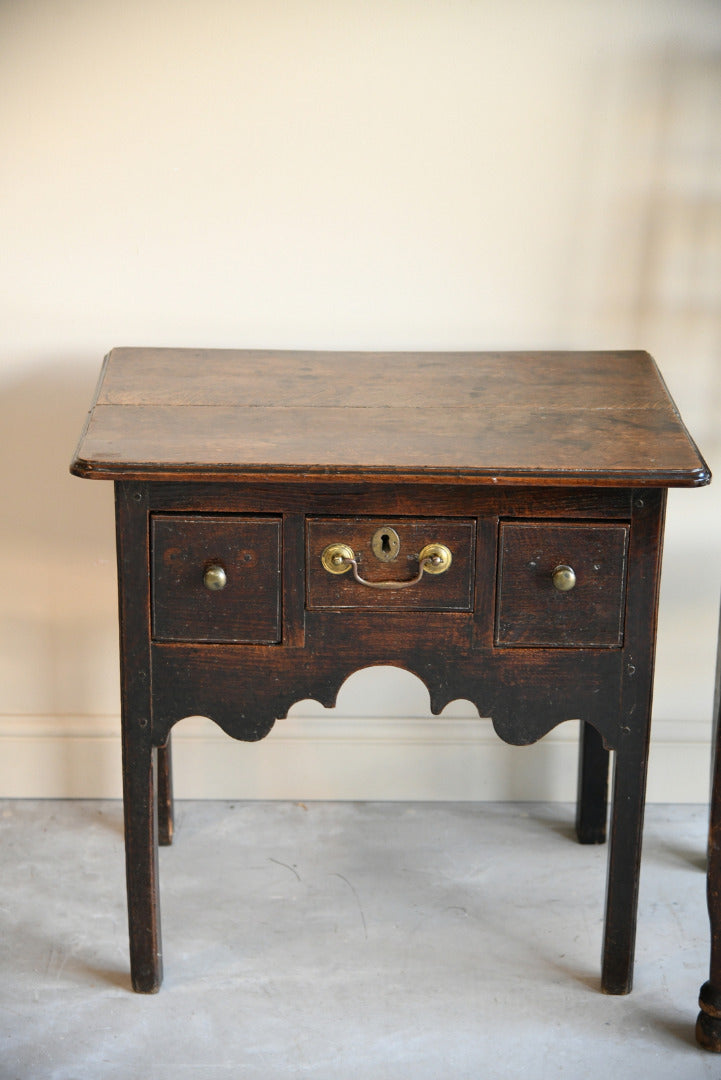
[552,564,576,592]
[418,543,452,575]
[203,564,227,591]
[321,543,355,574]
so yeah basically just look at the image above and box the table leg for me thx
[157,736,174,847]
[576,722,609,844]
[122,728,163,993]
[115,481,162,992]
[696,619,721,1049]
[601,733,649,994]
[600,489,664,994]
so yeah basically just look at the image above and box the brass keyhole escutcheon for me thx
[371,526,401,562]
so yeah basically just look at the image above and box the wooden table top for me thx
[70,348,710,487]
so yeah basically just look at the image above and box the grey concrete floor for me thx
[0,800,717,1079]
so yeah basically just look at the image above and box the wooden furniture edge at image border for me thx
[697,604,721,1050]
[69,349,711,1002]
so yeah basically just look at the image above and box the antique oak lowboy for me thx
[71,348,709,994]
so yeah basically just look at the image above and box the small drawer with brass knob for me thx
[151,515,281,643]
[495,522,629,647]
[306,517,475,610]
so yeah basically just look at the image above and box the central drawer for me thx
[306,517,475,610]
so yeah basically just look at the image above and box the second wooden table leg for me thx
[122,729,163,993]
[576,722,609,845]
[157,737,174,847]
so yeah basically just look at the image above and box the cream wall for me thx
[1,0,720,800]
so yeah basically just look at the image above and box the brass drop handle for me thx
[321,542,452,590]
[552,564,576,592]
[203,564,227,591]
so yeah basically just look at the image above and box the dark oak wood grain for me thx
[71,349,709,487]
[70,349,710,997]
[92,349,680,408]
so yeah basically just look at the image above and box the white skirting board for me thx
[0,714,712,803]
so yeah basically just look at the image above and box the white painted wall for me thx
[1,0,720,800]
